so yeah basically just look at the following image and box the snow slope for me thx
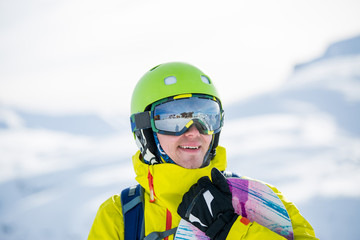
[1,35,360,239]
[222,35,360,239]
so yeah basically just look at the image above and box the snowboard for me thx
[174,177,294,240]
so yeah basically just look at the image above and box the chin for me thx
[181,161,203,169]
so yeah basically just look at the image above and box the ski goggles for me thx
[131,94,224,136]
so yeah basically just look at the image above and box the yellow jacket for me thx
[88,146,318,239]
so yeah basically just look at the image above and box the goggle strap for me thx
[131,111,152,132]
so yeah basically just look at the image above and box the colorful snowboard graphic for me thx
[174,178,294,240]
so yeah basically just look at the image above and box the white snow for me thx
[1,52,360,239]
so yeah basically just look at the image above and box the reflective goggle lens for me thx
[151,96,223,135]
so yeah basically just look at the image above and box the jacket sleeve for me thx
[226,183,318,239]
[88,195,124,240]
[271,185,319,240]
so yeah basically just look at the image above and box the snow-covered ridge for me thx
[294,34,360,70]
[222,35,360,239]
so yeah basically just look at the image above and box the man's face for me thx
[157,125,213,169]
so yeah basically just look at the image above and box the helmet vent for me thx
[164,76,177,85]
[201,75,211,84]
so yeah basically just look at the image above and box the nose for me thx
[184,125,201,137]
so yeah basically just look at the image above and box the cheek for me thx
[157,134,178,152]
[160,141,172,153]
[204,135,213,147]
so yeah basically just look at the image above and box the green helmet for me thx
[130,62,223,166]
[131,62,221,114]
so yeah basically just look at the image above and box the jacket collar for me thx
[132,146,227,213]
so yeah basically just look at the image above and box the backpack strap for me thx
[144,227,178,240]
[121,184,145,240]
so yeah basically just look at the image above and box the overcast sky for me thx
[1,0,359,117]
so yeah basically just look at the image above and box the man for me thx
[88,62,318,239]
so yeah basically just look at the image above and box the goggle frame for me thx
[130,94,224,136]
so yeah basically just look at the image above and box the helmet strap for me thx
[134,129,159,164]
[201,132,220,167]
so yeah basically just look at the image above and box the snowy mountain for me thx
[0,108,137,239]
[294,35,360,70]
[0,110,117,136]
[222,34,360,239]
[1,35,360,239]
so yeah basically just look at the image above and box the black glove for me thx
[177,168,238,240]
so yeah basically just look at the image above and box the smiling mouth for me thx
[179,146,200,150]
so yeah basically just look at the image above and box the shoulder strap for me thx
[121,184,145,240]
[144,227,177,240]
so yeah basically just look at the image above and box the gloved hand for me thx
[177,168,238,240]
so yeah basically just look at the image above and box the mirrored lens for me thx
[153,98,221,133]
